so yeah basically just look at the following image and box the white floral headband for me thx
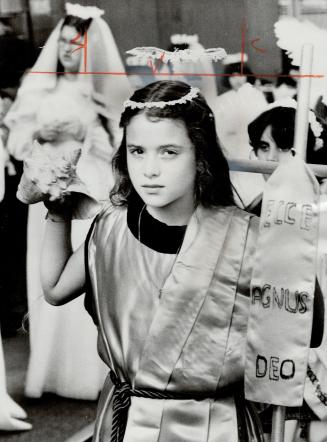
[65,2,104,19]
[123,86,200,110]
[126,46,227,65]
[264,98,324,150]
[170,34,199,46]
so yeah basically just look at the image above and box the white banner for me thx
[245,155,320,406]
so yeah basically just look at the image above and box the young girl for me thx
[41,81,323,442]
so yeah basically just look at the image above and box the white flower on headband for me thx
[264,98,324,148]
[170,34,199,46]
[126,46,226,65]
[65,2,104,19]
[123,87,200,110]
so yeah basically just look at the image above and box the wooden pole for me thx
[271,406,286,442]
[227,159,327,177]
[294,44,314,159]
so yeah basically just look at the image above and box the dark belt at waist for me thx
[109,371,242,442]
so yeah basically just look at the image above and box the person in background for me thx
[211,52,267,159]
[4,2,132,400]
[246,100,321,215]
[211,52,267,211]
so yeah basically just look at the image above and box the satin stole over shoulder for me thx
[88,204,256,442]
[88,205,253,389]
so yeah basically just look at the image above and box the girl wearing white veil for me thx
[4,2,132,400]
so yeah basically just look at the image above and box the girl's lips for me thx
[142,185,164,188]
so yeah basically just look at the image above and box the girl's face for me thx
[126,113,196,224]
[58,25,83,72]
[256,125,293,162]
[256,125,293,180]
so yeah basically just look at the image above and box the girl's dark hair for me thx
[57,15,92,73]
[222,62,255,89]
[110,80,234,208]
[248,106,316,161]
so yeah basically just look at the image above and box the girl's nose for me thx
[144,156,160,178]
[267,148,279,162]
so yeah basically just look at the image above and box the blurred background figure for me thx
[4,2,132,401]
[0,18,32,92]
[211,53,267,159]
[211,53,267,210]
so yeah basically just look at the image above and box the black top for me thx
[127,197,187,254]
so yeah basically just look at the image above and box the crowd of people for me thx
[0,2,327,442]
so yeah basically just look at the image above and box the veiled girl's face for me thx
[58,25,83,72]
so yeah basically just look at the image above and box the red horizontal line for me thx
[28,71,325,79]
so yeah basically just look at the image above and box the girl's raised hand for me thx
[44,196,73,222]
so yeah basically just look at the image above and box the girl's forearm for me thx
[41,215,72,296]
[41,214,85,305]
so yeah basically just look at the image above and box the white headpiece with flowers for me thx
[126,46,227,65]
[123,86,200,110]
[5,2,132,126]
[264,98,324,150]
[65,2,104,19]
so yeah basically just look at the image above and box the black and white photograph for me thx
[1,0,327,441]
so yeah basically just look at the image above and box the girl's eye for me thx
[129,148,144,155]
[257,142,270,152]
[161,149,177,157]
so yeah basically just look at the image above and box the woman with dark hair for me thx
[4,3,131,400]
[39,79,262,441]
[111,80,233,208]
[40,80,324,441]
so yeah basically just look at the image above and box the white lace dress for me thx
[6,77,110,399]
